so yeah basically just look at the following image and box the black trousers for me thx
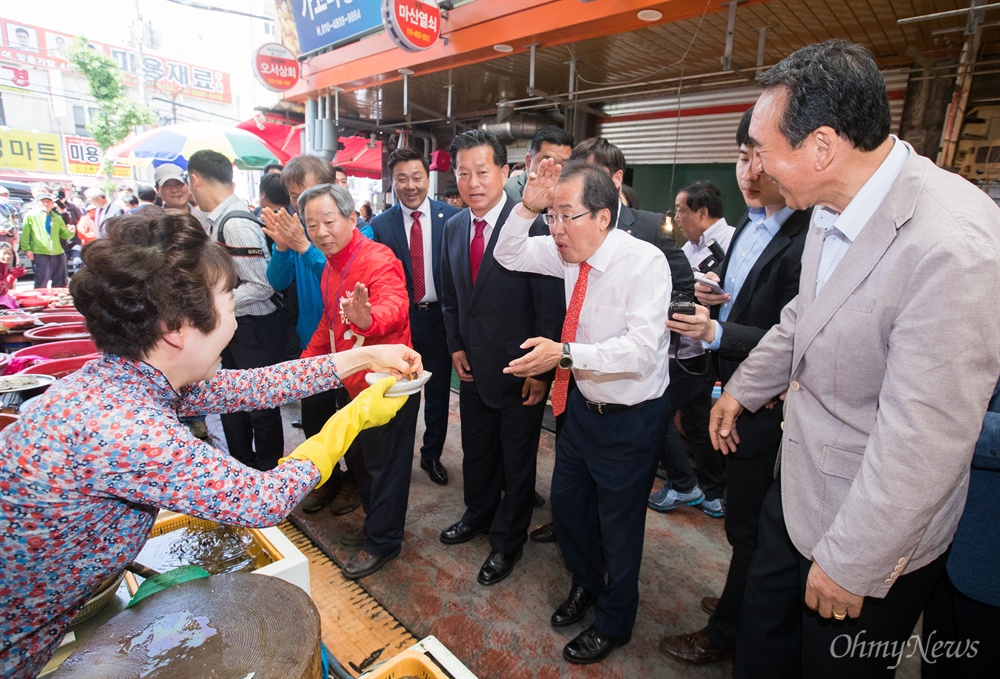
[32,253,66,288]
[921,567,1000,679]
[220,308,291,471]
[660,361,725,500]
[705,447,779,649]
[346,393,419,557]
[301,387,350,438]
[458,377,545,555]
[552,387,669,639]
[409,305,452,463]
[735,481,947,679]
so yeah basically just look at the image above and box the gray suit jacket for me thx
[725,145,1000,598]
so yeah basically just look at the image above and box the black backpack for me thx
[215,210,284,309]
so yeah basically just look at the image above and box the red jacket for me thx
[302,229,411,398]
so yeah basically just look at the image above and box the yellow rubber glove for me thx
[280,376,406,485]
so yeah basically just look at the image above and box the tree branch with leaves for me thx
[64,37,154,185]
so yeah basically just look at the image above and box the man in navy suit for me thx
[439,130,564,586]
[661,105,810,666]
[371,147,460,485]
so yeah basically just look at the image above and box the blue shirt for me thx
[704,206,794,351]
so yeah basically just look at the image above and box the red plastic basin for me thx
[10,339,98,361]
[36,312,85,325]
[23,324,91,345]
[0,413,18,431]
[21,355,95,379]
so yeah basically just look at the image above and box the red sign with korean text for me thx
[253,42,299,92]
[383,0,441,52]
[0,19,232,104]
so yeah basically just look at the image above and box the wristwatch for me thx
[558,342,573,370]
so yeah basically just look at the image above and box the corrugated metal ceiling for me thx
[325,0,998,131]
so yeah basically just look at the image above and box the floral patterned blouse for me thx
[0,354,340,678]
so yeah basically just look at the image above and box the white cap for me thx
[154,163,185,186]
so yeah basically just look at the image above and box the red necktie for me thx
[410,211,425,302]
[551,261,592,417]
[470,218,487,285]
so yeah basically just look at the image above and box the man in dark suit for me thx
[660,105,810,665]
[371,147,460,485]
[439,130,564,586]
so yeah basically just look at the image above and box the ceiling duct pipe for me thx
[478,114,554,143]
[304,97,317,156]
[318,93,338,162]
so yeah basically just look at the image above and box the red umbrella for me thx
[335,137,382,179]
[237,116,382,178]
[236,116,299,163]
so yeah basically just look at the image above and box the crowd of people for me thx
[1,38,998,678]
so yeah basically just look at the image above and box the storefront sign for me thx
[279,0,385,59]
[0,19,232,104]
[63,136,131,178]
[0,129,63,173]
[382,0,440,52]
[253,42,300,91]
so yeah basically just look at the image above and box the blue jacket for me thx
[266,220,373,350]
[267,243,327,350]
[947,375,1000,606]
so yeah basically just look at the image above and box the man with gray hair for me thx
[298,183,418,580]
[83,186,123,237]
[710,40,1000,676]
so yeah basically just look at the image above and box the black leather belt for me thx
[413,302,440,311]
[583,400,635,415]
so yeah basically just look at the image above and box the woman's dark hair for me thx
[70,211,238,360]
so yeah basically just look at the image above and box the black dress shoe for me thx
[291,419,304,429]
[440,520,487,545]
[477,548,522,586]
[420,458,449,485]
[551,585,597,627]
[563,625,630,664]
[341,545,401,580]
[533,490,546,508]
[530,523,556,543]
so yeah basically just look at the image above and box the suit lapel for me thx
[791,152,924,372]
[470,197,514,304]
[389,205,413,286]
[618,204,636,234]
[429,200,446,294]
[711,210,749,321]
[454,210,474,297]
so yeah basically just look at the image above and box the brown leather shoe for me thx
[659,628,733,665]
[340,526,365,547]
[329,481,361,515]
[701,596,719,616]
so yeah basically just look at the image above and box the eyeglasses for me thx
[542,210,594,226]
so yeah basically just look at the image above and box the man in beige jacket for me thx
[712,40,1000,678]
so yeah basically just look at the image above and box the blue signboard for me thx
[285,0,384,58]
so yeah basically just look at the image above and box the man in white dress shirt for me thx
[495,160,671,664]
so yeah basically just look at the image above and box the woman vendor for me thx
[0,210,420,678]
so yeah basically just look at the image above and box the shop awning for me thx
[236,117,381,179]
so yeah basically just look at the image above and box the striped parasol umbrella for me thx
[105,123,284,170]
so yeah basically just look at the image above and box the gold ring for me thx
[832,611,847,621]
